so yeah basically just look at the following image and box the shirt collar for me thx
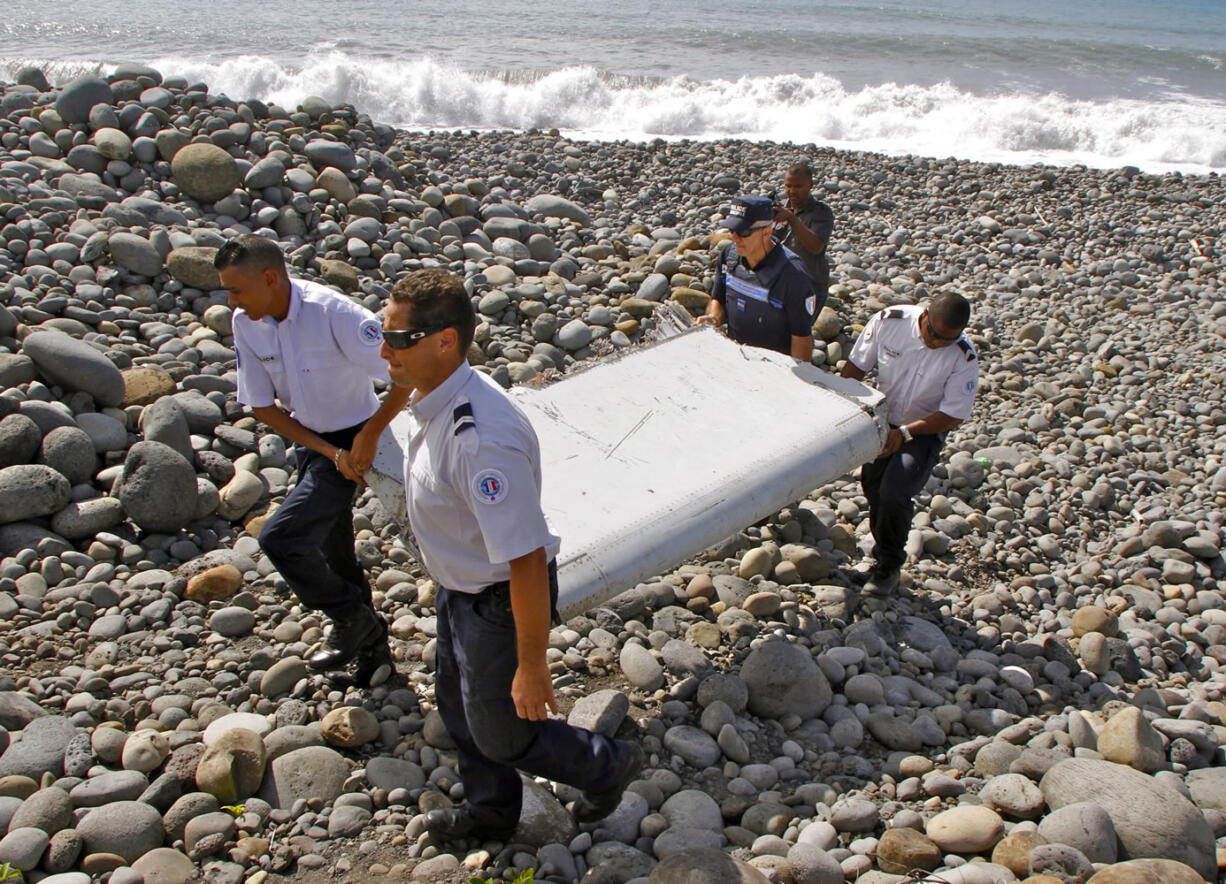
[410,361,475,423]
[284,279,304,323]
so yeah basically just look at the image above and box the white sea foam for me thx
[6,52,1226,174]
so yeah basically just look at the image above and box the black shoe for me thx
[353,613,393,688]
[863,566,901,597]
[309,604,384,671]
[572,743,645,823]
[424,806,515,843]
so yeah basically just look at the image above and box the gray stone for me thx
[0,414,41,469]
[648,848,769,883]
[0,693,45,730]
[620,642,664,691]
[0,716,77,778]
[51,496,126,539]
[662,725,721,768]
[568,689,629,737]
[1028,843,1094,883]
[165,247,221,290]
[1186,767,1226,814]
[525,194,591,226]
[108,232,162,277]
[74,800,163,863]
[69,770,149,806]
[979,772,1046,820]
[740,639,831,719]
[515,778,577,847]
[75,412,128,453]
[171,143,240,202]
[556,318,593,351]
[660,789,723,831]
[257,746,348,809]
[1039,758,1215,878]
[21,331,125,406]
[9,785,73,834]
[364,757,425,791]
[55,77,113,124]
[1037,801,1118,864]
[0,827,50,872]
[38,426,96,486]
[304,140,357,173]
[115,441,198,532]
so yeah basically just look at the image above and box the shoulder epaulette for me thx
[452,402,475,436]
[885,308,905,319]
[957,338,976,361]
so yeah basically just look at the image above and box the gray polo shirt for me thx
[774,196,834,295]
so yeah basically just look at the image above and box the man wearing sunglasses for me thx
[381,269,643,844]
[699,194,818,360]
[216,235,406,685]
[840,292,978,597]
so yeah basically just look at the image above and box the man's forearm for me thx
[251,405,337,459]
[787,216,827,254]
[508,547,551,666]
[905,411,962,436]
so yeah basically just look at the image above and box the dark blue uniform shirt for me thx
[711,240,817,355]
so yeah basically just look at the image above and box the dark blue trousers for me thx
[860,433,943,573]
[435,567,628,831]
[259,424,369,614]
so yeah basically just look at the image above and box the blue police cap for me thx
[719,195,774,234]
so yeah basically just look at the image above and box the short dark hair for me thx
[214,234,288,276]
[787,162,813,182]
[930,291,971,330]
[389,269,476,352]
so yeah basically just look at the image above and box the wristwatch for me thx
[898,424,914,443]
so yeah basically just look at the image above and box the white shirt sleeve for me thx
[233,317,276,408]
[328,298,391,381]
[457,438,554,566]
[937,350,979,420]
[847,310,883,372]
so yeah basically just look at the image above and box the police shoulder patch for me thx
[805,295,817,316]
[471,468,509,505]
[452,402,475,436]
[358,317,383,347]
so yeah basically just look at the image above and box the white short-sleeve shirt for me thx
[232,278,389,433]
[847,304,978,426]
[402,361,561,593]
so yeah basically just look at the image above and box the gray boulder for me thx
[165,247,221,290]
[21,331,125,406]
[257,745,348,809]
[115,441,198,532]
[648,848,770,883]
[740,639,832,719]
[304,140,357,173]
[1040,758,1215,879]
[38,426,96,485]
[0,716,78,778]
[74,800,162,863]
[55,76,113,123]
[0,414,41,468]
[51,497,126,540]
[515,778,578,847]
[525,194,591,226]
[568,689,629,737]
[171,143,240,202]
[75,411,128,453]
[108,232,162,277]
[139,397,193,462]
[0,464,71,524]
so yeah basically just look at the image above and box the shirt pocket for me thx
[297,346,336,378]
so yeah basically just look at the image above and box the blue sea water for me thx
[1,0,1224,172]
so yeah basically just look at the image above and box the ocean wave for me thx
[4,52,1225,173]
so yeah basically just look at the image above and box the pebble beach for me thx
[0,64,1223,884]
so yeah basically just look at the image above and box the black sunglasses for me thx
[923,313,961,343]
[382,324,451,349]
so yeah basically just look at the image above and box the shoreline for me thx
[0,64,1223,884]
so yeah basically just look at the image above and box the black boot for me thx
[309,604,383,671]
[354,612,394,688]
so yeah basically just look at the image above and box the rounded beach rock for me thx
[171,143,240,202]
[21,331,125,407]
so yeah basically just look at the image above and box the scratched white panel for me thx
[369,326,886,618]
